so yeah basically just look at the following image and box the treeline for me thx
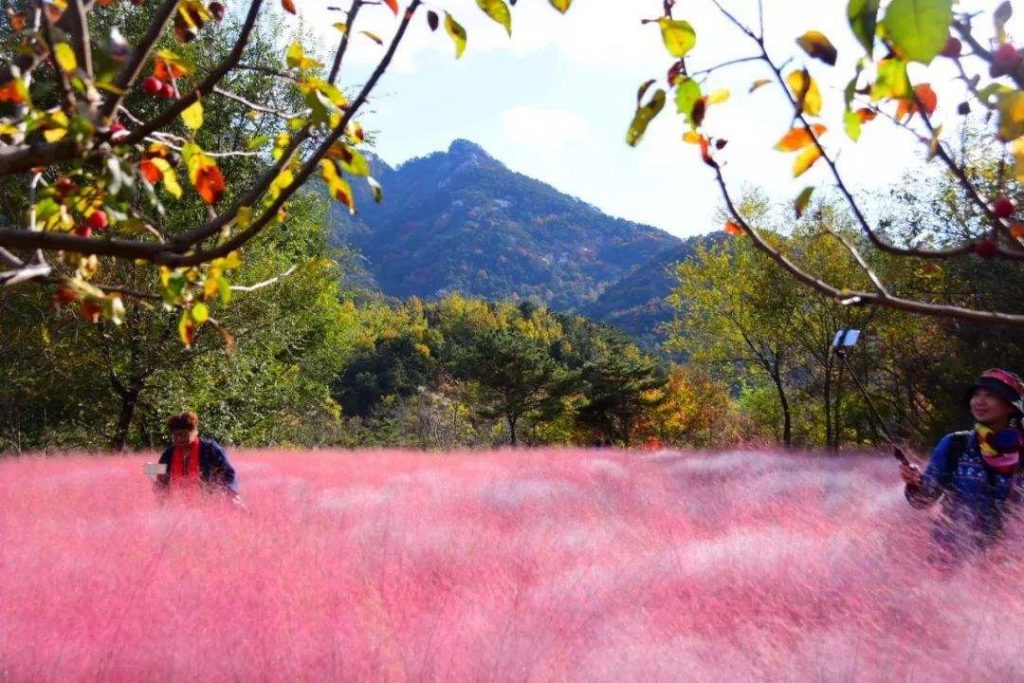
[669,186,1024,451]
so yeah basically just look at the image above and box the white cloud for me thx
[501,106,592,148]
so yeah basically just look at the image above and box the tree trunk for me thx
[111,388,139,452]
[771,368,792,448]
[507,414,518,447]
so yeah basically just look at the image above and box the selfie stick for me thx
[831,330,910,466]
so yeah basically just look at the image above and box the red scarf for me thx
[170,439,201,488]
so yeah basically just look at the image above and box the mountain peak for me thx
[448,138,490,159]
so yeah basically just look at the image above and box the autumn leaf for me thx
[476,0,512,36]
[657,17,696,58]
[723,220,743,236]
[794,186,814,218]
[360,31,383,46]
[178,310,196,348]
[139,159,163,184]
[444,13,467,58]
[154,51,191,81]
[282,0,296,14]
[786,70,822,116]
[548,0,572,13]
[895,83,938,121]
[194,162,225,204]
[796,30,837,66]
[749,79,771,93]
[793,145,823,177]
[54,43,77,72]
[426,10,439,31]
[774,124,827,151]
[627,87,665,146]
[384,0,399,15]
[0,78,27,105]
[181,99,203,130]
[1011,223,1024,238]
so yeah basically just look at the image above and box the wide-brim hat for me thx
[966,368,1024,416]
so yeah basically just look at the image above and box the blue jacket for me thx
[906,430,1021,553]
[154,438,238,495]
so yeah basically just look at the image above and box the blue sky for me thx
[305,0,1012,238]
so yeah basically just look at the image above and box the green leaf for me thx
[658,18,696,58]
[843,108,862,141]
[880,0,953,64]
[794,186,814,218]
[181,99,203,130]
[674,77,703,128]
[796,31,837,65]
[54,43,77,72]
[871,58,911,100]
[444,13,467,58]
[847,0,880,56]
[476,0,512,36]
[548,0,571,13]
[626,88,665,147]
[246,134,270,151]
[191,302,209,323]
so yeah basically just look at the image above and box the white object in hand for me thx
[144,463,168,479]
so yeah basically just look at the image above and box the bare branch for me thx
[229,264,298,292]
[818,226,890,296]
[66,0,93,82]
[713,165,1024,326]
[328,0,363,84]
[212,86,307,120]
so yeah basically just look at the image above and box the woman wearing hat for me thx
[900,369,1024,560]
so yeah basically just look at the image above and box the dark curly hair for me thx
[166,411,199,432]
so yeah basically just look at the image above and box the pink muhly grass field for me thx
[1,448,1022,682]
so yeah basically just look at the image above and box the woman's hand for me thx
[900,463,923,487]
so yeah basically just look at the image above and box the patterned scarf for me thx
[975,423,1021,474]
[170,439,201,487]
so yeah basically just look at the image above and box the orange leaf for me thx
[856,108,877,123]
[1012,224,1024,238]
[384,0,399,15]
[7,10,25,31]
[155,57,187,82]
[775,124,826,151]
[699,136,718,168]
[793,146,822,177]
[915,83,937,115]
[282,0,296,14]
[0,79,24,104]
[723,220,744,236]
[139,159,163,184]
[195,163,225,204]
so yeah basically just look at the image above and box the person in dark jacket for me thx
[155,411,240,504]
[900,369,1024,560]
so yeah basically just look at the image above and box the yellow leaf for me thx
[682,131,702,144]
[706,89,730,105]
[786,70,822,116]
[796,30,837,66]
[444,12,467,58]
[333,22,348,33]
[1012,138,1024,182]
[181,99,203,130]
[191,302,209,323]
[657,17,696,58]
[793,145,823,177]
[548,0,571,12]
[998,91,1024,142]
[54,43,76,72]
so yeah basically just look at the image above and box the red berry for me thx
[992,196,1015,219]
[209,2,225,21]
[110,122,128,141]
[87,210,108,230]
[74,225,92,238]
[141,76,162,95]
[993,43,1022,75]
[941,37,961,58]
[160,82,176,99]
[55,177,74,195]
[975,239,998,258]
